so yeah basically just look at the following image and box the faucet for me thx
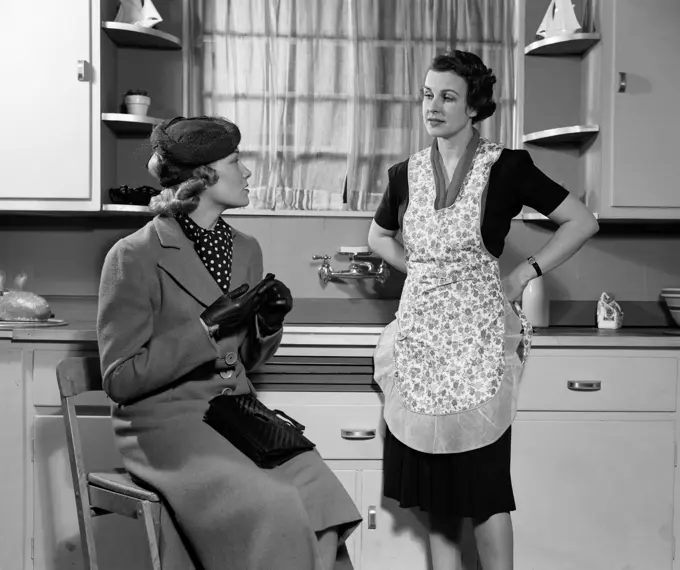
[312,249,390,285]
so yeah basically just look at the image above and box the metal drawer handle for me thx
[618,71,627,93]
[367,506,377,529]
[567,380,602,392]
[341,428,376,440]
[77,60,90,82]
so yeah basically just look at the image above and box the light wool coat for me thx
[98,215,360,570]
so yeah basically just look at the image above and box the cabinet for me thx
[358,470,430,569]
[9,343,680,569]
[0,347,27,570]
[524,0,680,220]
[0,0,185,213]
[33,415,153,570]
[521,1,601,221]
[1,1,96,209]
[593,0,680,218]
[512,419,675,569]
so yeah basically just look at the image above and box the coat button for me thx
[220,386,233,395]
[224,352,237,366]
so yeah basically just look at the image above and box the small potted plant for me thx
[124,89,151,116]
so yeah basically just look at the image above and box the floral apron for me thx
[374,138,532,454]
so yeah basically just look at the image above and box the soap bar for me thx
[338,246,371,254]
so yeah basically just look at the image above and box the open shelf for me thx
[525,32,601,56]
[102,22,182,50]
[523,125,599,146]
[102,113,163,135]
[102,204,153,214]
[100,204,377,218]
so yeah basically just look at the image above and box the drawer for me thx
[518,356,678,412]
[258,397,384,460]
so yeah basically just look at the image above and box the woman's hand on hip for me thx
[502,264,534,302]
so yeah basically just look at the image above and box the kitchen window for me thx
[194,0,518,214]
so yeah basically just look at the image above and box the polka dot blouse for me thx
[175,212,234,293]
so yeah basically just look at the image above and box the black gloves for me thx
[201,274,276,332]
[201,273,293,337]
[256,278,293,334]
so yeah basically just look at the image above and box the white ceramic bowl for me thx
[669,308,680,327]
[664,296,680,309]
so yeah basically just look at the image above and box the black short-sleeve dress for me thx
[374,144,569,520]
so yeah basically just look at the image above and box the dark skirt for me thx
[383,425,515,521]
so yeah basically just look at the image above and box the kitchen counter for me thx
[1,295,678,348]
[2,320,680,348]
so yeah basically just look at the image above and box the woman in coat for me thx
[368,51,599,570]
[98,116,361,570]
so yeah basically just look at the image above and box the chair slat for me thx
[57,356,103,397]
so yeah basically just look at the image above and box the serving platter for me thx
[0,319,68,330]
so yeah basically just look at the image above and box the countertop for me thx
[1,296,679,348]
[2,320,680,348]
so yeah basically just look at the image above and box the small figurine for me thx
[114,0,163,29]
[597,292,624,330]
[536,0,582,39]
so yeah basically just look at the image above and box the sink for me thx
[286,299,398,326]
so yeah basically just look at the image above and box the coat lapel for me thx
[153,216,223,308]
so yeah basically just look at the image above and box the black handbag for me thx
[204,394,316,469]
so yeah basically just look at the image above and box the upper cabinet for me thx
[592,0,680,218]
[524,0,680,221]
[0,1,96,210]
[0,0,185,213]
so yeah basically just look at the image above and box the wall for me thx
[1,0,678,319]
[0,215,678,305]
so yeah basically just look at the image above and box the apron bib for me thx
[374,138,532,454]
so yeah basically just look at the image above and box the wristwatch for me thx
[527,256,542,277]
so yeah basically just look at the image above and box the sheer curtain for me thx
[195,0,517,212]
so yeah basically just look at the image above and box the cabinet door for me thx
[359,470,430,570]
[608,0,680,209]
[0,349,27,570]
[0,2,93,202]
[332,469,359,566]
[359,470,478,570]
[512,419,675,570]
[33,415,155,570]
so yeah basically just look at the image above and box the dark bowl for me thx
[109,185,161,206]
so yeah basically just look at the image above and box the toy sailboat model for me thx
[536,0,582,39]
[115,0,163,29]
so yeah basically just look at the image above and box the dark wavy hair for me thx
[429,50,497,124]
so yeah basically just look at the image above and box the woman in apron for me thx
[368,51,599,570]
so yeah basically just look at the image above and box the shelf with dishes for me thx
[101,22,182,50]
[523,125,599,146]
[525,32,600,57]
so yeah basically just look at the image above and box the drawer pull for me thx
[367,506,377,529]
[567,381,601,392]
[341,428,376,440]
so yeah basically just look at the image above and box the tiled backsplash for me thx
[1,216,679,305]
